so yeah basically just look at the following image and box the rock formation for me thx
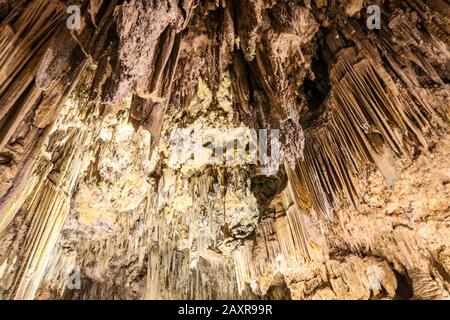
[0,0,449,300]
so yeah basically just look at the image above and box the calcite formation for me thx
[0,0,449,300]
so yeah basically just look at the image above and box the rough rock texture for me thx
[0,0,449,300]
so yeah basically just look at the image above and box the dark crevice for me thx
[298,34,331,128]
[393,269,414,300]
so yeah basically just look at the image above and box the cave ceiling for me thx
[0,0,449,300]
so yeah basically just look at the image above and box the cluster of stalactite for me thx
[0,0,449,300]
[295,9,450,219]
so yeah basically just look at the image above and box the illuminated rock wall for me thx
[0,0,449,300]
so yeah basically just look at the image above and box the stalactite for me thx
[0,0,449,301]
[8,104,100,298]
[0,1,88,236]
[296,53,444,218]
